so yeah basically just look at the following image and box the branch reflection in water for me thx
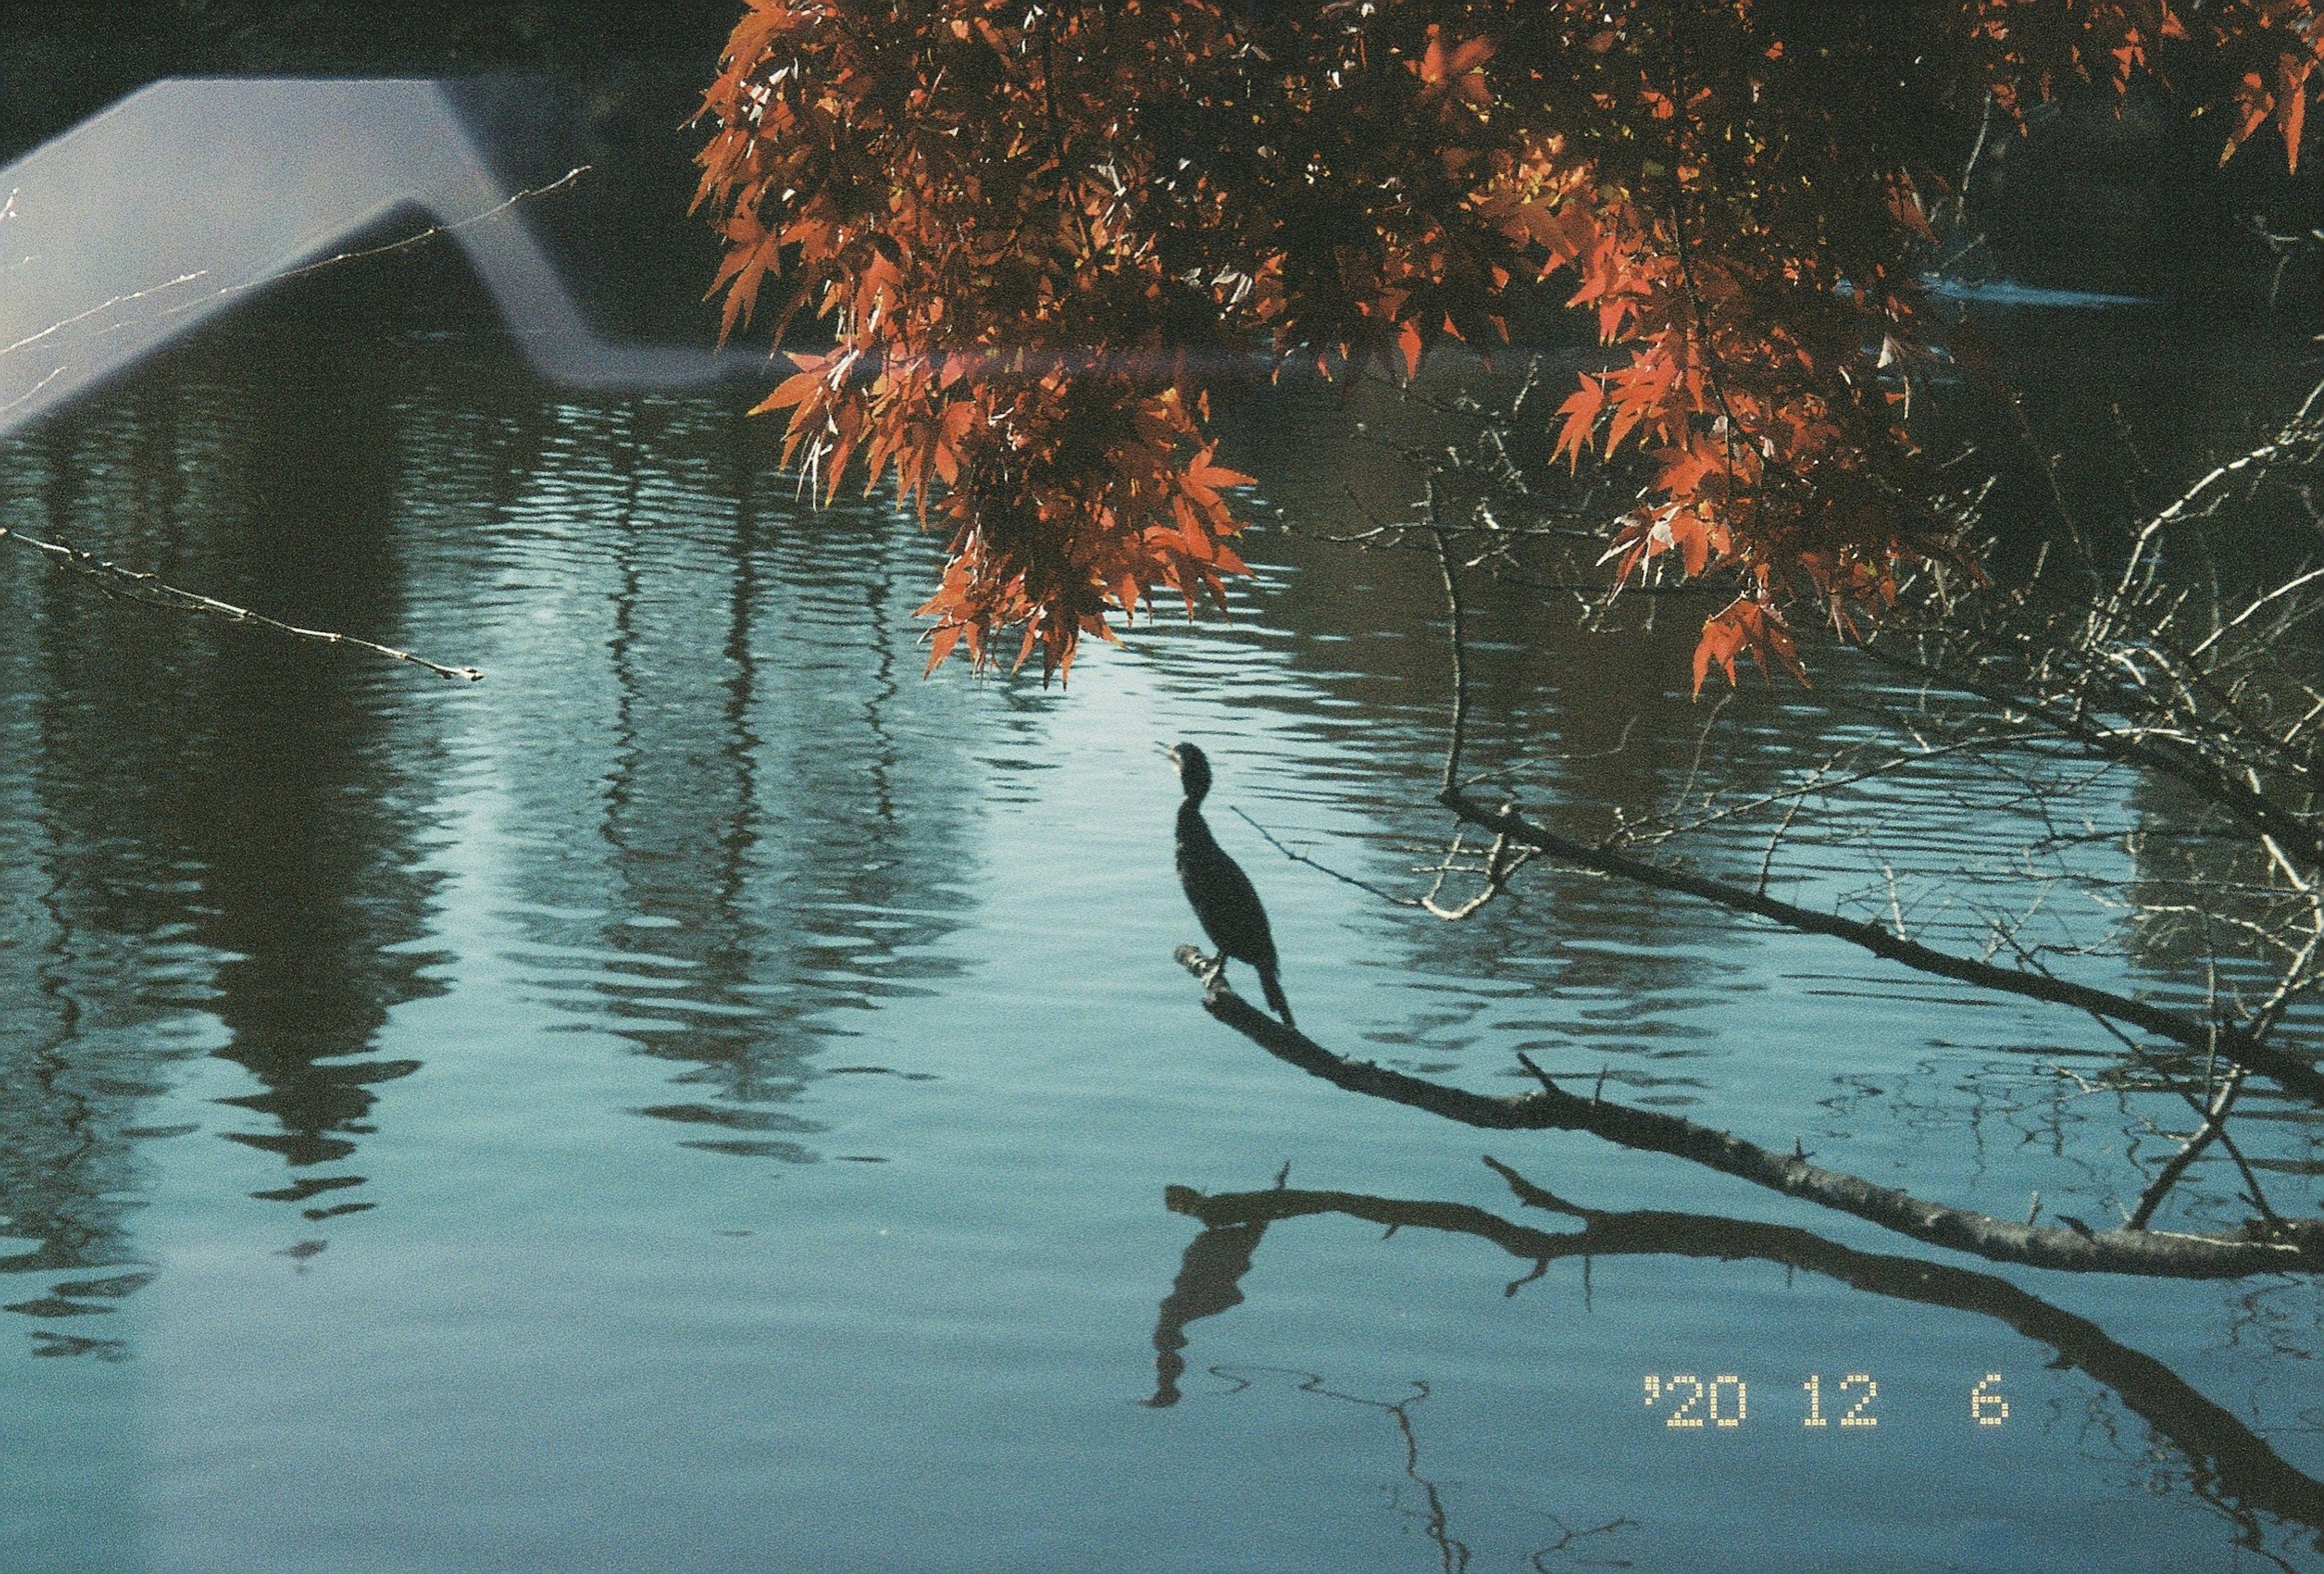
[1199,1364,1638,1573]
[1154,1164,2324,1563]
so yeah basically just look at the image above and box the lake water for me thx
[1,252,2319,1572]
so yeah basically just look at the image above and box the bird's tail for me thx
[1259,965,1295,1028]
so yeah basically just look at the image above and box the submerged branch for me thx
[1172,946,2319,1276]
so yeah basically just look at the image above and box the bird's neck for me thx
[1176,796,1214,841]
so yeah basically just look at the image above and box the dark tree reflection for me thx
[0,277,454,1316]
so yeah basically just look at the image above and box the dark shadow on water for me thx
[1146,1215,1268,1409]
[1158,1172,2324,1566]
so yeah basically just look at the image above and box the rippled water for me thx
[2,259,2320,1572]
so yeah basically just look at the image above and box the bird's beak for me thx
[1154,741,1177,759]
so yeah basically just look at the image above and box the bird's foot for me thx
[1198,954,1226,988]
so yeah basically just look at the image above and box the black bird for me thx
[1163,741,1294,1026]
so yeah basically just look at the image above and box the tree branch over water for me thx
[1224,351,2324,1250]
[1434,788,2324,1107]
[1172,947,2319,1277]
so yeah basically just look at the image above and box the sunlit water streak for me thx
[0,261,2316,1572]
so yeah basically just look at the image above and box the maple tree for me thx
[695,0,2324,686]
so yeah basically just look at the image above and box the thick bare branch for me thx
[1173,946,2319,1275]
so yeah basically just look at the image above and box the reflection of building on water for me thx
[439,392,981,1152]
[0,298,454,1290]
[0,252,983,1329]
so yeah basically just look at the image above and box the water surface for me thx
[1,257,2319,1572]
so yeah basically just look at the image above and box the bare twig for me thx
[1232,807,1423,910]
[2126,1064,2251,1231]
[1428,479,1469,796]
[1437,791,2324,1104]
[1232,805,1534,922]
[88,167,591,343]
[0,525,482,681]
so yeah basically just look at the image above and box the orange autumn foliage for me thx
[695,0,2324,686]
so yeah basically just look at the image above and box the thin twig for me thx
[2126,1064,2251,1231]
[1439,789,2324,1104]
[1232,807,1421,910]
[0,525,482,681]
[94,167,592,343]
[1429,479,1469,795]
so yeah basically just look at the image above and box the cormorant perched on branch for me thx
[1163,741,1293,1026]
